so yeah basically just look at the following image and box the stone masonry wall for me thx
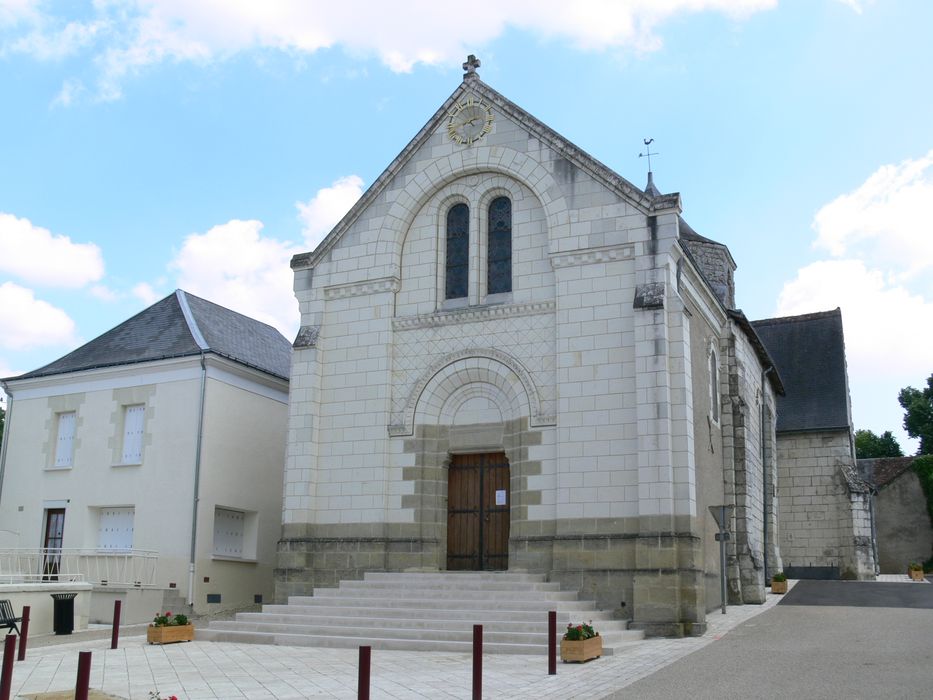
[776,430,868,578]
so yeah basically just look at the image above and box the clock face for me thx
[446,96,494,145]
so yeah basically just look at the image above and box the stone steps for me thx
[199,571,643,655]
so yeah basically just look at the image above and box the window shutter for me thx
[98,507,135,550]
[121,405,145,463]
[213,508,245,557]
[54,412,76,467]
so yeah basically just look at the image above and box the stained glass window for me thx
[487,196,512,295]
[446,203,469,299]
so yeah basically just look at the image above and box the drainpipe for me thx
[0,386,12,507]
[760,365,774,581]
[187,353,208,606]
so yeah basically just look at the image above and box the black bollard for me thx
[75,651,91,700]
[358,645,371,700]
[0,635,16,700]
[472,624,483,700]
[548,610,557,675]
[111,600,122,650]
[17,607,29,662]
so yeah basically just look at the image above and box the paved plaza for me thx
[7,591,788,699]
[7,576,928,699]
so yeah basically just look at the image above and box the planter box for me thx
[147,624,194,645]
[909,569,925,582]
[560,635,602,663]
[771,579,788,594]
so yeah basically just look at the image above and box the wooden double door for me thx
[446,452,510,571]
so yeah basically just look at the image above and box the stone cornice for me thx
[392,300,555,331]
[549,244,636,269]
[323,277,400,300]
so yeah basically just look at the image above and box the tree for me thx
[855,429,903,459]
[899,374,933,455]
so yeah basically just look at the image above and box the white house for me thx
[0,290,291,621]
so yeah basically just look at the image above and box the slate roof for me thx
[859,456,917,489]
[751,309,851,433]
[9,291,291,381]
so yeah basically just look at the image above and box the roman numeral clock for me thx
[446,96,494,145]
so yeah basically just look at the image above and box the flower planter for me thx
[560,635,602,663]
[771,579,788,594]
[908,569,925,582]
[147,624,194,645]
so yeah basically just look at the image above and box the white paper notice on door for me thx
[495,489,506,506]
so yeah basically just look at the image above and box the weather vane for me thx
[639,138,659,173]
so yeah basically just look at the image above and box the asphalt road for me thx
[605,582,933,700]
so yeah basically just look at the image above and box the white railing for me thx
[0,548,159,587]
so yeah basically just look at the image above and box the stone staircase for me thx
[198,572,644,655]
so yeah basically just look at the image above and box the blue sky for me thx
[1,0,931,452]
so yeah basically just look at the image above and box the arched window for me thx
[487,196,512,295]
[445,203,469,299]
[709,348,720,423]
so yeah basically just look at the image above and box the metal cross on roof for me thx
[463,54,481,75]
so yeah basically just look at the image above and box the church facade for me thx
[275,59,863,635]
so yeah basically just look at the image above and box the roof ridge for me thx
[752,308,842,326]
[175,289,209,351]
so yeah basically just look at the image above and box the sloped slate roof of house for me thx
[11,290,291,381]
[859,456,917,489]
[751,308,851,433]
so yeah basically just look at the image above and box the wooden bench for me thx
[0,600,21,635]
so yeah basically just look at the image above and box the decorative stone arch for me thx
[376,146,571,278]
[392,348,548,436]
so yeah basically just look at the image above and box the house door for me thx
[447,452,510,571]
[43,508,65,579]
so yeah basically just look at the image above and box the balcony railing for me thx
[0,548,159,587]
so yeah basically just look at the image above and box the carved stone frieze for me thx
[323,277,401,300]
[550,244,635,269]
[392,300,555,331]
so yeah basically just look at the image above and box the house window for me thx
[97,507,135,551]
[121,405,145,464]
[53,412,76,468]
[487,196,512,295]
[213,508,245,557]
[709,348,720,423]
[445,203,469,299]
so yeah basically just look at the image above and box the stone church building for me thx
[275,58,873,636]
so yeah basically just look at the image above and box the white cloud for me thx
[6,18,105,59]
[131,282,160,306]
[89,284,119,302]
[169,219,300,338]
[812,149,933,293]
[297,175,364,251]
[52,78,85,107]
[4,0,776,99]
[0,282,77,350]
[0,212,105,288]
[0,0,38,27]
